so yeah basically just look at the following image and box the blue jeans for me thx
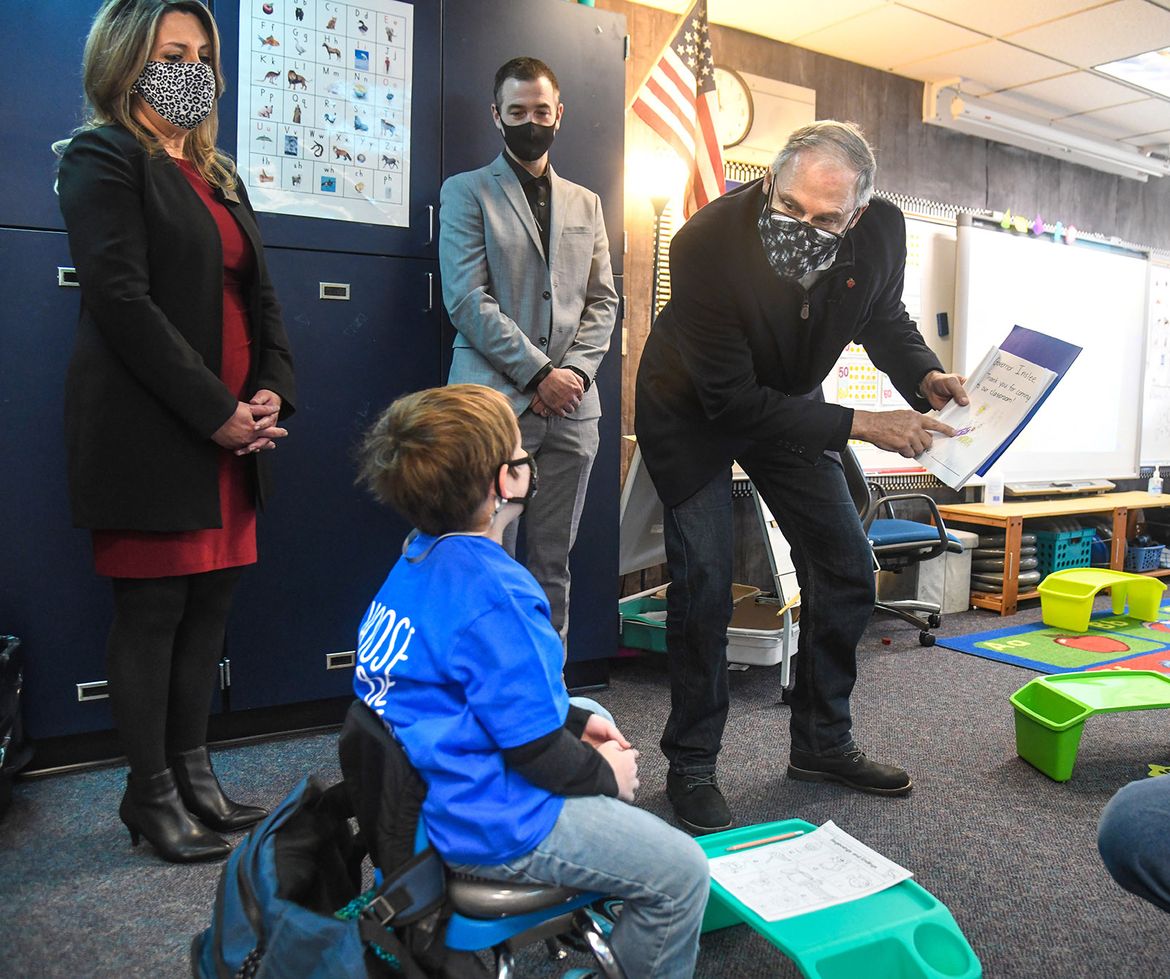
[449,794,709,978]
[661,449,874,772]
[1098,776,1170,913]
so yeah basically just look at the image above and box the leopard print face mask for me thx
[134,61,216,131]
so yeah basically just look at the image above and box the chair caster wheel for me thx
[780,686,793,705]
[919,631,936,647]
[927,613,942,628]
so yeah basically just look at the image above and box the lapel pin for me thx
[846,277,856,289]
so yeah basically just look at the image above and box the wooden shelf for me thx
[938,492,1170,616]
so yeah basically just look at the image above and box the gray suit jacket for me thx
[438,153,618,418]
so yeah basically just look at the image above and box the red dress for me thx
[92,159,258,578]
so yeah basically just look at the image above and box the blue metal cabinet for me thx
[0,229,113,739]
[0,5,91,231]
[222,246,442,709]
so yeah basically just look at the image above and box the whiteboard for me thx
[954,221,1147,482]
[1141,260,1170,465]
[824,214,957,473]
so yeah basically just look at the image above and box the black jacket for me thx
[57,124,296,531]
[635,179,942,506]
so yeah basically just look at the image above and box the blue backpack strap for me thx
[362,847,446,927]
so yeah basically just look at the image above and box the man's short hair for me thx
[771,121,877,207]
[356,385,518,536]
[493,56,560,108]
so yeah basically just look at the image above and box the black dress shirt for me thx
[504,152,551,264]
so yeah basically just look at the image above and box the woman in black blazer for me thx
[56,0,295,863]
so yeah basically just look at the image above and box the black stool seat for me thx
[448,874,587,918]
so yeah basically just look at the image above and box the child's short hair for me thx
[357,384,518,535]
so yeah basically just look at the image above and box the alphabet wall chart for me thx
[236,0,413,227]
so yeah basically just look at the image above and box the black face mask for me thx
[757,181,857,280]
[500,120,556,162]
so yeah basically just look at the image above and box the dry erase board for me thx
[954,219,1147,482]
[1141,260,1170,466]
[823,213,956,474]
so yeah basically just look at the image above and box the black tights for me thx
[106,568,242,778]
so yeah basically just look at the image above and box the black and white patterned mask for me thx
[757,183,856,280]
[134,60,216,131]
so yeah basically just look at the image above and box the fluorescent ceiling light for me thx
[923,82,1170,182]
[1096,48,1170,100]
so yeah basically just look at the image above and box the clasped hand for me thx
[211,389,288,455]
[531,367,584,418]
[583,713,640,802]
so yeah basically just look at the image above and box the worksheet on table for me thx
[707,821,912,922]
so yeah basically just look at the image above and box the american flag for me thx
[631,0,726,217]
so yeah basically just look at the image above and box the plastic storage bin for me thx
[619,585,796,668]
[1125,543,1164,572]
[1033,527,1094,576]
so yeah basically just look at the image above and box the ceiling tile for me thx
[1061,96,1170,137]
[794,4,985,70]
[1120,128,1170,148]
[894,39,1069,93]
[895,0,1104,38]
[1005,0,1170,68]
[710,0,890,43]
[989,70,1147,116]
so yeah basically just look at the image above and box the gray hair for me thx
[771,121,876,207]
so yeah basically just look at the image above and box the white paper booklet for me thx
[915,347,1057,489]
[707,821,912,922]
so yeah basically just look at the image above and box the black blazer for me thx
[635,179,943,506]
[58,124,296,531]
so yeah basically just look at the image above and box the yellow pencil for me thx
[725,830,805,851]
[774,590,801,617]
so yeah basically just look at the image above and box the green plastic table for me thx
[1011,671,1170,781]
[698,820,981,979]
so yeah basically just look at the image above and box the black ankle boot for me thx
[119,769,231,863]
[170,746,268,833]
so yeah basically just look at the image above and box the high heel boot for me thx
[170,746,268,833]
[119,769,231,863]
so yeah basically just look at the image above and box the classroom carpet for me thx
[936,601,1170,673]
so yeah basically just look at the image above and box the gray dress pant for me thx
[502,410,600,648]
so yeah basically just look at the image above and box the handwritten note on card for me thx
[917,347,1057,489]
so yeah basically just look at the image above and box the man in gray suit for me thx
[438,56,618,647]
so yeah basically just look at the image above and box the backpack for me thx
[0,635,33,818]
[192,775,446,979]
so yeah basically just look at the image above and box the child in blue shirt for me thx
[354,384,708,978]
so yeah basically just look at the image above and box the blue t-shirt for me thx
[354,532,570,865]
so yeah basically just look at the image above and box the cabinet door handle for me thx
[424,203,435,246]
[424,271,434,312]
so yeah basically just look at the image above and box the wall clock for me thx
[713,65,753,149]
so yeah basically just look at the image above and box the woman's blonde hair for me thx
[357,385,520,536]
[55,0,235,191]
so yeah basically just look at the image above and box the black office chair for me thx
[841,446,962,646]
